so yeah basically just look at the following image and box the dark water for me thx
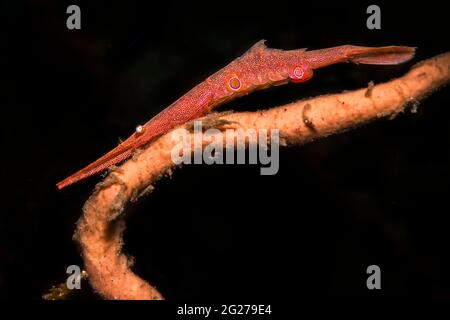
[2,0,450,303]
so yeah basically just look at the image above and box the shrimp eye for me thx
[228,77,241,91]
[290,66,313,83]
[135,125,144,135]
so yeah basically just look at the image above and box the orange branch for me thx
[75,52,450,300]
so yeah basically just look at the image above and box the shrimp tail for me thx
[347,45,416,65]
[305,45,416,69]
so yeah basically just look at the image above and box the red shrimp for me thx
[57,40,415,189]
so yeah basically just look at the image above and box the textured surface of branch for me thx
[75,53,450,300]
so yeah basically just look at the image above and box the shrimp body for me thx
[57,40,415,189]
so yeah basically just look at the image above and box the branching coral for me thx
[74,52,450,299]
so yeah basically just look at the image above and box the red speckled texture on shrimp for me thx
[57,40,415,189]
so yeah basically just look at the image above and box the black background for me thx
[2,0,450,301]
